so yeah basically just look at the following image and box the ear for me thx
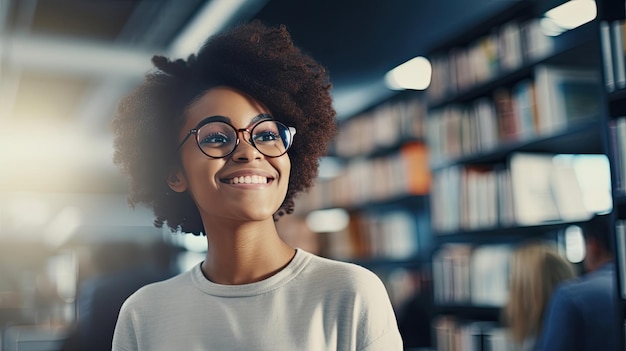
[167,168,188,193]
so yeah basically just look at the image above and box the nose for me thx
[231,129,262,161]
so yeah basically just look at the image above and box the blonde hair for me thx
[504,241,577,345]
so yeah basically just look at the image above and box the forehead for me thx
[184,86,269,127]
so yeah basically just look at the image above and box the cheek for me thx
[181,153,221,189]
[279,157,291,187]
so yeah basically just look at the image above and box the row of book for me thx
[608,117,626,193]
[433,317,515,351]
[329,97,426,158]
[430,152,611,233]
[599,20,626,92]
[427,17,553,103]
[317,210,420,261]
[430,164,512,233]
[299,142,430,212]
[432,243,511,307]
[427,65,602,167]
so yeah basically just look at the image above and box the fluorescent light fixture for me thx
[385,56,432,91]
[540,16,567,36]
[543,0,597,36]
[6,34,152,77]
[169,0,252,58]
[332,82,396,120]
[305,208,350,233]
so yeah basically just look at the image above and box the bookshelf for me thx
[597,0,626,350]
[294,90,433,312]
[424,1,608,349]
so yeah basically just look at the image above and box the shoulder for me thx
[120,269,191,312]
[302,251,384,287]
[297,251,390,303]
[556,266,615,297]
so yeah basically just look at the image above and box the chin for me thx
[237,208,279,222]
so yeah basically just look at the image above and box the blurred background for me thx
[0,0,619,350]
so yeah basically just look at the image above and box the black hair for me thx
[112,21,337,235]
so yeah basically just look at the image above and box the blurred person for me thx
[503,241,576,351]
[111,21,402,350]
[62,240,176,351]
[536,213,619,351]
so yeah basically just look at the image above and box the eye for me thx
[253,130,280,143]
[199,132,231,147]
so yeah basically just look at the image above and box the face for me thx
[170,86,291,224]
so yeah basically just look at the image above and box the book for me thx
[600,21,616,92]
[533,65,602,135]
[509,152,561,225]
[520,17,553,62]
[469,244,511,307]
[612,21,626,89]
[550,155,592,222]
[493,87,518,142]
[509,152,611,226]
[510,78,538,140]
[617,117,626,192]
[616,221,626,299]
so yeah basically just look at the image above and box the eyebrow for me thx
[194,113,273,129]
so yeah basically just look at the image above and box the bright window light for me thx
[384,56,432,91]
[43,206,82,248]
[305,208,350,233]
[543,0,597,36]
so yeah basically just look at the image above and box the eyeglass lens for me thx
[196,120,293,158]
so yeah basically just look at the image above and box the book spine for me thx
[612,21,626,90]
[617,117,626,193]
[616,221,626,300]
[601,21,616,92]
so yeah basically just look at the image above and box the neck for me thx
[201,218,296,285]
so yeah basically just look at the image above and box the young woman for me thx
[111,21,403,350]
[503,241,576,351]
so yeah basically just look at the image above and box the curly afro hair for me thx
[112,21,337,235]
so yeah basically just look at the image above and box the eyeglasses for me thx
[178,118,296,158]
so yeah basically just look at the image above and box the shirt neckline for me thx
[190,248,311,297]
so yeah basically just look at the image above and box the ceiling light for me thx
[169,0,265,58]
[384,56,432,91]
[543,0,597,36]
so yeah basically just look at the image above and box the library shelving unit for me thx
[424,0,608,349]
[597,0,626,350]
[294,90,433,310]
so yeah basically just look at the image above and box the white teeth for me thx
[229,176,268,184]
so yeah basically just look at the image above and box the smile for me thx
[224,175,271,184]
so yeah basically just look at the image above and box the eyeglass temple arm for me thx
[178,129,196,149]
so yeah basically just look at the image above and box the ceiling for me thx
[0,0,515,240]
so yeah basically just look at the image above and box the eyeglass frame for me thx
[177,114,297,159]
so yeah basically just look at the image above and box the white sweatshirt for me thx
[112,249,403,351]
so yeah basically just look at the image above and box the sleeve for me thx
[111,299,139,351]
[356,270,404,351]
[535,286,582,351]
